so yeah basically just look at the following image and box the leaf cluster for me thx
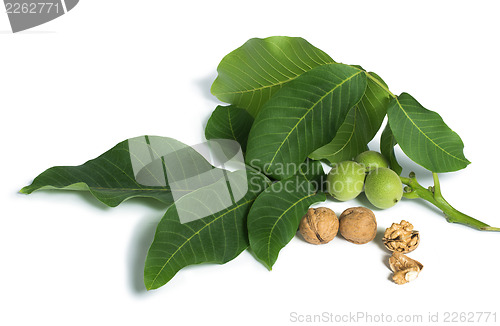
[21,36,476,290]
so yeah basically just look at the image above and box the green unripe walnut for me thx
[326,161,365,201]
[365,167,403,209]
[355,150,389,171]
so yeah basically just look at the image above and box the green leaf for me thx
[380,123,403,175]
[20,136,220,207]
[309,72,390,163]
[211,36,335,118]
[387,93,470,173]
[205,105,254,152]
[308,106,366,163]
[144,169,270,290]
[245,63,367,180]
[247,175,326,270]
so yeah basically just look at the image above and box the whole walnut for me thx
[299,207,339,244]
[338,207,377,244]
[382,220,420,253]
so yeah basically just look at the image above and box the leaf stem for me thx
[401,173,499,231]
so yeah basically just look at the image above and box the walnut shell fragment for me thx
[383,220,420,253]
[299,207,339,245]
[389,252,423,285]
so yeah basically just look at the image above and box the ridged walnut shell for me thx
[339,207,377,244]
[299,207,339,245]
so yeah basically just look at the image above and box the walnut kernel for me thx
[389,252,423,285]
[383,220,420,253]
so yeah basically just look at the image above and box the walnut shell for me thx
[299,207,339,245]
[382,220,420,253]
[389,252,423,285]
[338,207,377,244]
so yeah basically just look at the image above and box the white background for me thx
[1,1,499,325]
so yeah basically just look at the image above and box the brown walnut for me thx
[299,207,339,245]
[389,252,423,285]
[383,220,420,253]
[338,207,377,244]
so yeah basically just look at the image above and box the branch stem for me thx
[401,173,499,231]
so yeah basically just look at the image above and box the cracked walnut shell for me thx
[389,252,423,285]
[383,220,420,253]
[299,207,339,244]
